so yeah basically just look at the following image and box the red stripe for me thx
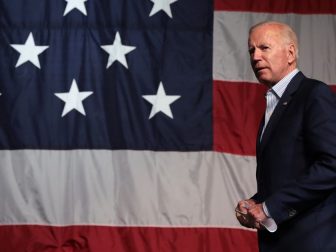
[215,0,336,14]
[213,81,266,155]
[0,225,258,252]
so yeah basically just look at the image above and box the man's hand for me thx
[235,200,268,230]
[248,203,268,230]
[235,199,256,228]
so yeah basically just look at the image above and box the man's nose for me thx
[251,49,262,61]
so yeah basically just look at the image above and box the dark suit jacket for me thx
[252,72,336,252]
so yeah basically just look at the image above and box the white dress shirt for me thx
[261,68,300,138]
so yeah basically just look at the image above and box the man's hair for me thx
[249,21,299,58]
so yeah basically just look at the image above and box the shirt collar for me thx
[270,69,299,99]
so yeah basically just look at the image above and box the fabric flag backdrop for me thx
[0,0,335,251]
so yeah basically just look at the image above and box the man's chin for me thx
[256,76,272,86]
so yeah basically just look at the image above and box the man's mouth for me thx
[255,67,267,74]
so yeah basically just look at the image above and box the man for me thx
[235,21,336,251]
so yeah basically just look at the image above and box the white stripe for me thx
[213,11,336,84]
[0,150,256,228]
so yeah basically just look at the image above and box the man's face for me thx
[248,25,293,86]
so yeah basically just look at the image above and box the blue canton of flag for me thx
[0,0,213,151]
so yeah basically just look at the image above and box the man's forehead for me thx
[249,29,280,45]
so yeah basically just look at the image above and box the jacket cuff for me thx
[265,197,298,224]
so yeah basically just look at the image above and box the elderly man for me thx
[235,21,336,252]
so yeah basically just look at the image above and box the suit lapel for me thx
[256,116,264,159]
[257,72,305,156]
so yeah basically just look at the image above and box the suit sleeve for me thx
[265,83,336,224]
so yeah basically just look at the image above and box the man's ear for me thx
[288,43,296,64]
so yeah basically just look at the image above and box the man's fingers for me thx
[235,200,264,230]
[235,208,247,215]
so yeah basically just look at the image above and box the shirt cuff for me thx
[261,202,278,233]
[262,202,271,217]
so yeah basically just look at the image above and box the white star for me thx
[101,32,136,69]
[55,79,93,117]
[10,33,49,69]
[63,0,88,16]
[142,82,181,119]
[149,0,178,18]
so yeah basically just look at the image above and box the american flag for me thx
[0,0,335,251]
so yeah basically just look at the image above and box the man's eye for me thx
[248,48,255,54]
[261,46,269,51]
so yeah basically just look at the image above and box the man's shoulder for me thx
[285,71,326,95]
[298,74,332,94]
